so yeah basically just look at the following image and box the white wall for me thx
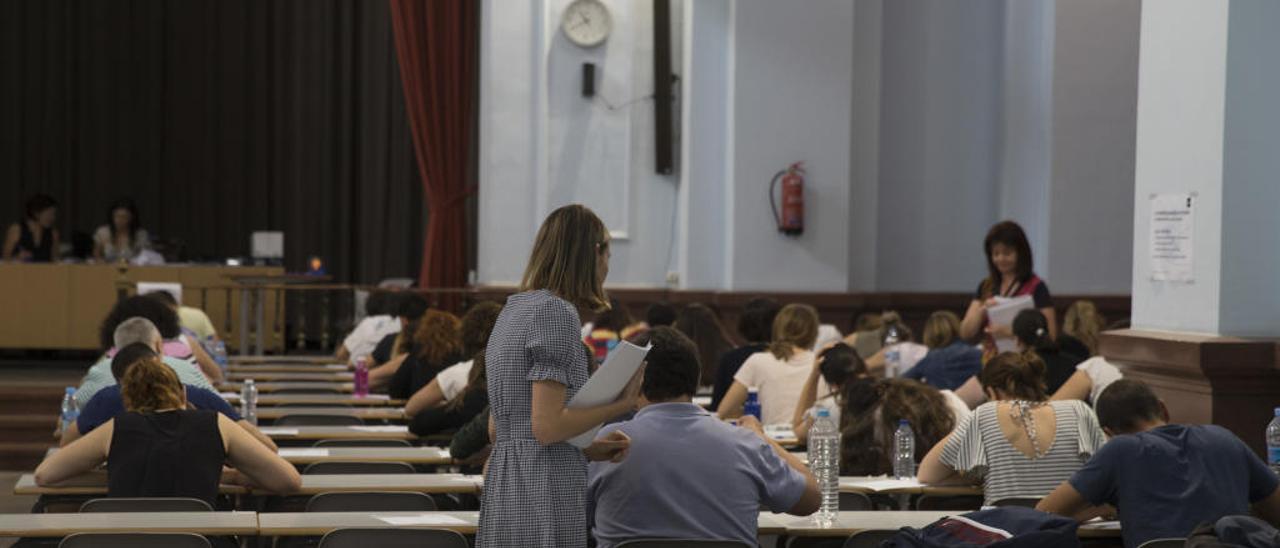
[1130,0,1229,334]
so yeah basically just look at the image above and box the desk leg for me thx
[254,287,265,356]
[238,288,250,356]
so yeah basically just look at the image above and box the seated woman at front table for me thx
[918,352,1106,507]
[93,198,150,263]
[3,193,60,262]
[840,378,963,476]
[959,221,1056,358]
[716,303,819,425]
[35,356,300,505]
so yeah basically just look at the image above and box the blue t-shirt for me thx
[77,385,241,435]
[1069,424,1279,548]
[901,341,982,391]
[586,402,807,548]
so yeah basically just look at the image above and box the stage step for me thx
[0,384,66,470]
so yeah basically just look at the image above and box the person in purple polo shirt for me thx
[587,327,820,548]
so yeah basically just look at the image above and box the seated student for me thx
[403,301,502,417]
[335,290,401,364]
[673,303,735,393]
[449,406,491,468]
[587,327,819,548]
[644,301,677,329]
[901,310,983,391]
[1038,380,1280,547]
[717,303,820,425]
[840,378,963,476]
[791,343,866,444]
[863,317,929,378]
[584,299,646,362]
[35,355,300,504]
[63,343,276,450]
[386,309,464,399]
[710,297,779,410]
[918,352,1106,506]
[1012,309,1082,395]
[369,292,428,367]
[74,316,215,410]
[145,291,223,381]
[407,351,489,437]
[1050,355,1124,405]
[1060,300,1104,358]
[98,295,222,383]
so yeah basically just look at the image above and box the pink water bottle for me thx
[354,357,370,398]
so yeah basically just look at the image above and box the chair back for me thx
[843,530,899,548]
[303,461,415,475]
[274,388,343,395]
[915,494,983,511]
[276,414,364,426]
[79,497,213,513]
[60,533,211,548]
[306,491,437,512]
[992,497,1040,508]
[317,528,468,548]
[839,492,873,511]
[615,541,753,548]
[1137,540,1186,548]
[314,439,412,448]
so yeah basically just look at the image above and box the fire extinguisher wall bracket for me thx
[769,162,805,236]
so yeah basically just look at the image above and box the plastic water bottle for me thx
[60,387,79,435]
[241,379,258,426]
[893,419,916,480]
[810,407,841,526]
[353,357,370,398]
[743,388,762,421]
[210,337,229,376]
[1267,408,1280,476]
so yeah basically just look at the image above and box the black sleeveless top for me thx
[15,221,52,262]
[107,409,226,506]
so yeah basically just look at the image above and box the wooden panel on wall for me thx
[0,265,72,349]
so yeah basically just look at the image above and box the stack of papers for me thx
[375,514,470,526]
[258,427,299,436]
[278,448,329,457]
[839,477,925,492]
[986,295,1033,352]
[350,425,408,433]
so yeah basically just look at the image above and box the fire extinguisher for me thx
[769,162,805,236]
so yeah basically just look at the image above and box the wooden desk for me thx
[276,447,452,465]
[259,425,416,441]
[228,371,354,382]
[839,477,983,496]
[256,406,407,421]
[0,512,259,537]
[230,356,338,365]
[14,473,481,497]
[229,363,348,373]
[258,511,480,536]
[222,381,355,393]
[0,263,282,351]
[779,511,953,537]
[243,394,402,406]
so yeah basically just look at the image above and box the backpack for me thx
[1186,515,1280,548]
[885,507,1080,548]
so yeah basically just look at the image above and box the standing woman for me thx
[94,198,150,262]
[3,194,60,262]
[959,221,1056,357]
[480,204,640,548]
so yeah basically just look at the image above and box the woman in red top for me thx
[959,221,1056,358]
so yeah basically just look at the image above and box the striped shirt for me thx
[941,399,1105,506]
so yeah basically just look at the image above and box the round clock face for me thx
[561,0,612,48]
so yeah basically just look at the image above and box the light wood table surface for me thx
[225,394,403,406]
[15,473,481,496]
[839,476,983,496]
[221,381,355,393]
[255,406,407,421]
[227,371,354,382]
[258,511,480,536]
[258,425,416,441]
[275,446,452,465]
[0,512,259,537]
[229,355,339,365]
[229,363,348,373]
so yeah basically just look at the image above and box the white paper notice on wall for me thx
[1149,193,1194,282]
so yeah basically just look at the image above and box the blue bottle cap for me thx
[898,419,909,426]
[65,386,76,394]
[1274,407,1280,417]
[816,408,830,418]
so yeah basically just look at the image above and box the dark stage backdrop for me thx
[0,0,424,283]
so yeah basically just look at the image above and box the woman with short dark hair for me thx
[3,193,59,262]
[959,221,1057,356]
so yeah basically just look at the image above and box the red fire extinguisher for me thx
[770,162,805,236]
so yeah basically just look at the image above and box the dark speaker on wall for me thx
[653,0,677,175]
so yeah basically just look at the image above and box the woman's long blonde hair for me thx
[519,204,610,311]
[121,356,186,413]
[1063,300,1105,356]
[768,304,819,360]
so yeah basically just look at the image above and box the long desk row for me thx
[46,446,453,466]
[0,511,1122,539]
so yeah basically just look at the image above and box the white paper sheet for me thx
[765,424,796,441]
[375,514,470,526]
[840,477,924,492]
[566,341,651,448]
[258,428,298,436]
[692,396,712,407]
[278,448,330,457]
[1150,193,1195,282]
[354,394,390,400]
[986,295,1034,352]
[350,425,408,432]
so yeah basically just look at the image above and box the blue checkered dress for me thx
[478,290,591,547]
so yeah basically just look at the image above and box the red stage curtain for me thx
[388,0,477,302]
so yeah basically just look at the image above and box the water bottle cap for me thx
[244,379,255,385]
[815,408,830,418]
[748,387,759,393]
[1274,407,1280,417]
[898,419,909,426]
[65,386,76,394]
